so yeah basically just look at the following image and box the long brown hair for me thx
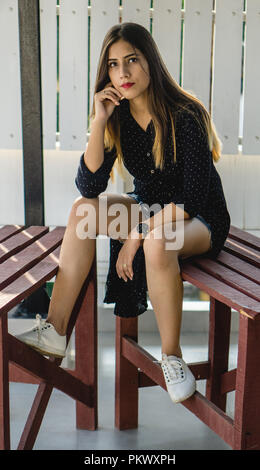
[91,22,222,177]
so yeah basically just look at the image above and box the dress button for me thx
[147,152,151,156]
[151,169,155,174]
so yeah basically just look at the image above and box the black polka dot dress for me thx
[75,99,231,317]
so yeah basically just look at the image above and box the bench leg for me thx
[233,315,260,450]
[115,316,138,430]
[75,261,98,430]
[206,298,231,411]
[17,260,98,448]
[18,381,56,449]
[0,312,10,449]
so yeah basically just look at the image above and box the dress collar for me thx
[119,99,154,136]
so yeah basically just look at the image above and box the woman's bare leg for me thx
[47,193,140,335]
[46,197,97,335]
[143,217,211,357]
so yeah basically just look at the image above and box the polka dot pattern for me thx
[75,99,231,317]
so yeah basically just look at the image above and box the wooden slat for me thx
[152,0,182,83]
[210,251,260,286]
[206,300,231,411]
[121,0,151,29]
[242,0,260,155]
[228,225,260,251]
[221,369,237,395]
[9,363,40,384]
[115,317,139,430]
[182,390,234,448]
[0,0,22,149]
[8,334,93,407]
[138,361,210,388]
[0,152,25,225]
[18,382,55,450]
[180,264,260,318]
[0,226,49,263]
[0,312,10,449]
[192,258,260,301]
[0,246,61,315]
[223,238,260,268]
[0,227,64,289]
[234,315,260,449]
[74,261,98,430]
[90,0,119,106]
[0,225,25,243]
[122,336,234,447]
[39,0,57,149]
[123,337,210,385]
[59,0,88,150]
[182,0,212,110]
[138,371,156,388]
[244,156,260,232]
[212,0,244,154]
[122,336,165,389]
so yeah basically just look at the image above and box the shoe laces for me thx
[155,354,184,383]
[33,314,52,339]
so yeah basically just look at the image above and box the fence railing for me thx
[0,0,259,155]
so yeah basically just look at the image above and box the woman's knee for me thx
[71,196,98,221]
[68,196,99,239]
[72,195,98,210]
[143,236,179,270]
[69,193,140,240]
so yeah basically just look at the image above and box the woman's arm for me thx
[75,83,123,198]
[84,83,123,173]
[145,202,190,232]
[128,202,190,242]
[83,118,107,173]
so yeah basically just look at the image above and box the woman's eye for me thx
[108,57,137,68]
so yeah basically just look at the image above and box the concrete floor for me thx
[8,319,237,451]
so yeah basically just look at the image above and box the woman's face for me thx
[107,39,150,102]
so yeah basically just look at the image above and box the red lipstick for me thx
[121,83,134,89]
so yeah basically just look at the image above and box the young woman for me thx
[16,23,230,404]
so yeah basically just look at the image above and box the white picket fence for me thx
[0,0,259,317]
[1,0,260,154]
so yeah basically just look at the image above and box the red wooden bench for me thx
[115,225,260,450]
[0,225,98,450]
[2,224,259,450]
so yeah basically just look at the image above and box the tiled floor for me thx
[8,319,237,450]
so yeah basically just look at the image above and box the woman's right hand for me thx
[94,82,124,123]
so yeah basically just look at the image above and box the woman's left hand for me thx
[116,236,142,282]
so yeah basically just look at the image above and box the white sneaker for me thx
[15,314,67,358]
[160,354,196,403]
